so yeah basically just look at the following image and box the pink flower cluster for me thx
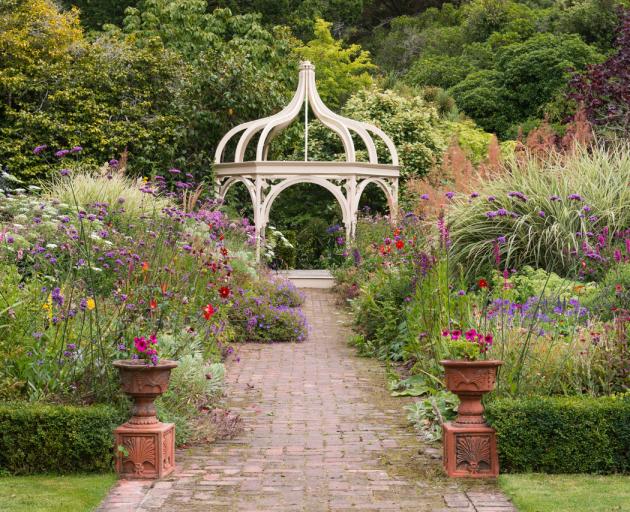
[442,328,494,353]
[133,334,159,365]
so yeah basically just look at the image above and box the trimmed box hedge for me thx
[486,395,630,474]
[0,403,121,474]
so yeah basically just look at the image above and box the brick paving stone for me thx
[98,289,517,511]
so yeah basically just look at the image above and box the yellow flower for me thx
[43,294,53,321]
[86,298,95,311]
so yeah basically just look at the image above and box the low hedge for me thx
[486,395,630,474]
[0,403,121,474]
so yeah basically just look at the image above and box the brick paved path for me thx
[99,289,516,512]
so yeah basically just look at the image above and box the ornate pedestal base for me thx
[443,422,499,478]
[114,422,175,479]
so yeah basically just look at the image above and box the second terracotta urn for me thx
[441,359,502,478]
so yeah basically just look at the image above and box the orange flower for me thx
[161,283,168,295]
[150,298,158,310]
[203,304,215,320]
[142,261,150,272]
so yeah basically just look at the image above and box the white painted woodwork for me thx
[214,61,400,262]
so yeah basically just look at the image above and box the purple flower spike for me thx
[420,194,429,200]
[568,194,583,201]
[538,210,546,217]
[168,168,181,174]
[108,159,119,168]
[55,149,70,158]
[33,145,48,155]
[70,146,83,153]
[549,195,561,201]
[445,191,455,199]
[60,168,71,176]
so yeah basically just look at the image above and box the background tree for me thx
[295,18,376,109]
[568,9,630,136]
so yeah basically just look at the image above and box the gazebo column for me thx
[346,176,358,241]
[254,177,266,264]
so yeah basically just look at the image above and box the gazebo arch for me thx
[214,61,400,262]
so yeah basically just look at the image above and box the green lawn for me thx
[499,474,630,512]
[0,474,116,512]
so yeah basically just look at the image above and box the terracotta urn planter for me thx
[440,359,502,479]
[113,359,178,479]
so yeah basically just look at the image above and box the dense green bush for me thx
[486,395,630,474]
[0,403,121,474]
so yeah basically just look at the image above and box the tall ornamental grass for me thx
[448,144,630,278]
[43,166,172,221]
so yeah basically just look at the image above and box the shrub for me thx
[0,403,121,474]
[486,394,630,473]
[229,288,308,342]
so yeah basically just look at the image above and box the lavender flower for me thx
[33,145,48,154]
[55,149,70,158]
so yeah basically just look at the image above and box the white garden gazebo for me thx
[214,60,400,262]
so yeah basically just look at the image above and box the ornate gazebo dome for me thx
[214,61,400,262]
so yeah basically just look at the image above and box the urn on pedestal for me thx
[113,359,178,479]
[441,359,502,478]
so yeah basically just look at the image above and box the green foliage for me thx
[448,70,514,136]
[295,18,375,109]
[404,390,458,441]
[0,0,183,182]
[341,89,447,178]
[449,34,602,136]
[407,55,472,90]
[486,394,630,473]
[446,339,481,360]
[448,144,630,277]
[156,356,224,445]
[581,263,630,321]
[496,266,596,304]
[0,403,121,474]
[371,0,622,138]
